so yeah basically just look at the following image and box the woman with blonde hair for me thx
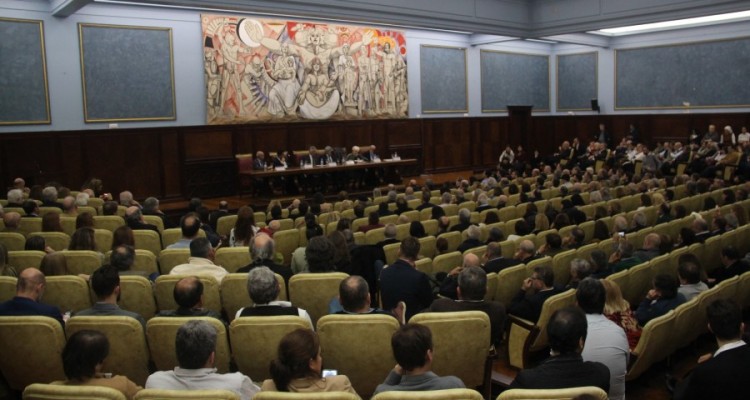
[601,279,641,349]
[533,213,550,234]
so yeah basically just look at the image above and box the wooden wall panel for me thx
[160,131,181,198]
[184,129,233,161]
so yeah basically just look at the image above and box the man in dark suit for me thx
[483,242,522,274]
[430,266,506,347]
[508,265,561,322]
[510,307,610,391]
[380,237,433,321]
[449,208,473,233]
[674,299,750,400]
[415,190,437,211]
[41,186,64,209]
[0,268,64,325]
[375,224,400,248]
[125,206,159,232]
[21,200,39,217]
[457,225,483,254]
[334,275,401,321]
[708,246,749,286]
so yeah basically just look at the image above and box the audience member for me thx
[237,234,292,282]
[335,275,401,321]
[236,266,312,326]
[156,276,222,319]
[601,279,641,349]
[166,213,202,249]
[482,242,521,274]
[170,238,228,283]
[456,225,483,253]
[76,265,145,328]
[635,274,686,326]
[708,246,749,286]
[0,268,63,325]
[380,237,433,321]
[125,206,158,232]
[677,255,708,301]
[508,265,560,322]
[304,236,337,273]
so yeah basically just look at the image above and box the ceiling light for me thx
[589,10,750,36]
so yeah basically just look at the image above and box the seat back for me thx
[551,249,576,287]
[214,247,251,273]
[119,275,157,320]
[66,316,150,386]
[133,229,162,258]
[372,389,483,400]
[146,317,231,373]
[317,314,400,398]
[155,275,221,314]
[410,311,490,388]
[626,310,676,381]
[288,272,348,326]
[497,386,608,400]
[229,316,312,381]
[253,392,357,400]
[23,383,127,400]
[485,272,498,301]
[93,228,113,254]
[130,249,159,276]
[529,289,576,351]
[463,244,487,260]
[432,251,462,275]
[141,215,165,233]
[670,296,703,352]
[495,264,531,307]
[28,231,70,252]
[437,231,462,252]
[157,248,190,274]
[413,257,432,275]
[220,273,287,321]
[0,231,27,251]
[43,275,92,314]
[273,229,300,266]
[417,236,437,259]
[0,316,66,391]
[383,242,401,265]
[62,250,104,275]
[93,216,125,232]
[135,389,240,400]
[216,215,238,237]
[8,250,45,272]
[60,217,76,236]
[624,262,653,306]
[365,227,386,245]
[0,276,16,302]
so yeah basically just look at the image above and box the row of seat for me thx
[0,310,491,398]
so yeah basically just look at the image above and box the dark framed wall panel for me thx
[556,52,597,111]
[420,45,468,113]
[481,50,550,112]
[78,23,176,122]
[615,37,750,109]
[0,18,50,125]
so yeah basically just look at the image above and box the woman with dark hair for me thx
[69,228,98,252]
[593,220,610,242]
[42,212,64,233]
[677,227,697,248]
[327,230,351,273]
[75,212,95,230]
[25,236,51,253]
[484,211,500,224]
[57,330,142,398]
[112,225,135,251]
[40,252,69,276]
[262,329,358,396]
[703,197,717,211]
[230,206,258,247]
[551,213,571,230]
[335,218,351,232]
[409,221,426,239]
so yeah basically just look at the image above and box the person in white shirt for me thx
[737,126,750,144]
[170,237,228,284]
[146,320,260,400]
[499,146,515,164]
[577,278,629,400]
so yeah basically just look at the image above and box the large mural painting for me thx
[201,14,408,124]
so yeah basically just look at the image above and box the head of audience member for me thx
[101,201,118,216]
[22,200,39,216]
[62,330,110,382]
[338,275,374,313]
[485,227,503,244]
[458,208,471,225]
[720,245,741,267]
[514,220,531,236]
[187,198,202,213]
[119,191,135,207]
[90,265,120,302]
[367,211,380,227]
[435,237,449,255]
[600,279,630,315]
[270,328,322,391]
[173,276,205,310]
[514,240,536,261]
[189,237,214,261]
[569,259,592,286]
[142,197,159,214]
[69,227,97,251]
[179,212,202,240]
[548,307,588,356]
[25,235,47,252]
[463,253,481,270]
[399,237,421,262]
[575,278,606,315]
[42,186,58,204]
[3,212,21,230]
[233,206,256,245]
[305,236,335,273]
[16,267,47,302]
[530,265,555,292]
[466,225,481,242]
[112,226,135,251]
[409,221,426,238]
[432,205,446,221]
[457,266,487,301]
[124,206,144,225]
[391,323,435,374]
[247,266,280,305]
[651,274,680,300]
[62,196,77,215]
[40,252,68,276]
[75,212,95,230]
[176,320,218,370]
[707,299,744,344]
[6,189,23,205]
[110,245,136,272]
[251,233,275,262]
[677,255,702,286]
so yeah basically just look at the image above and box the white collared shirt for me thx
[714,340,746,357]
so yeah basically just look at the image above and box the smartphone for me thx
[618,232,625,237]
[322,369,338,377]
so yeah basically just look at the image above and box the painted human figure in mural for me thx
[204,48,221,120]
[219,32,245,116]
[267,43,301,117]
[375,41,400,113]
[336,43,357,107]
[393,55,408,114]
[296,57,340,119]
[241,54,273,110]
[370,47,383,114]
[355,45,373,115]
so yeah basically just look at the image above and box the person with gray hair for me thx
[457,225,483,253]
[41,186,63,209]
[125,206,159,232]
[376,223,400,248]
[633,233,662,262]
[514,239,540,264]
[483,242,522,274]
[430,266,506,347]
[476,193,492,212]
[567,258,592,289]
[6,188,24,207]
[170,237,228,283]
[61,196,77,216]
[142,196,173,229]
[119,190,138,207]
[236,266,312,327]
[145,320,260,399]
[449,208,473,232]
[237,234,292,283]
[609,241,640,273]
[109,245,149,279]
[75,192,90,207]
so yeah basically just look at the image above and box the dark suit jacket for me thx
[509,287,562,322]
[41,200,64,210]
[380,259,433,321]
[483,257,522,274]
[457,238,483,254]
[416,203,437,211]
[510,354,610,392]
[674,344,750,400]
[449,222,472,233]
[429,298,506,347]
[709,260,750,284]
[253,158,266,170]
[476,204,493,213]
[376,238,400,248]
[0,296,64,326]
[127,219,159,233]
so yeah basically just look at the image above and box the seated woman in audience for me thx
[731,203,747,226]
[42,212,64,233]
[532,213,550,234]
[40,252,69,276]
[25,236,54,253]
[676,227,697,248]
[112,225,135,251]
[55,330,142,399]
[262,328,359,398]
[409,221,426,239]
[230,206,259,247]
[68,228,104,263]
[328,230,352,274]
[483,211,500,224]
[435,237,449,255]
[0,244,18,277]
[601,278,641,349]
[75,212,95,230]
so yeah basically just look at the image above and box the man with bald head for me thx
[0,268,64,325]
[430,266,506,347]
[258,219,281,237]
[237,233,293,283]
[335,275,400,320]
[61,196,78,217]
[167,213,202,249]
[634,233,662,262]
[125,206,159,232]
[438,253,481,300]
[2,212,21,233]
[119,190,139,207]
[157,276,222,320]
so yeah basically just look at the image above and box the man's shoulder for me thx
[432,375,465,390]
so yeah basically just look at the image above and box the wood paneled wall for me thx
[1,113,748,200]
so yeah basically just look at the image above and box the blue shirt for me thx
[0,296,64,326]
